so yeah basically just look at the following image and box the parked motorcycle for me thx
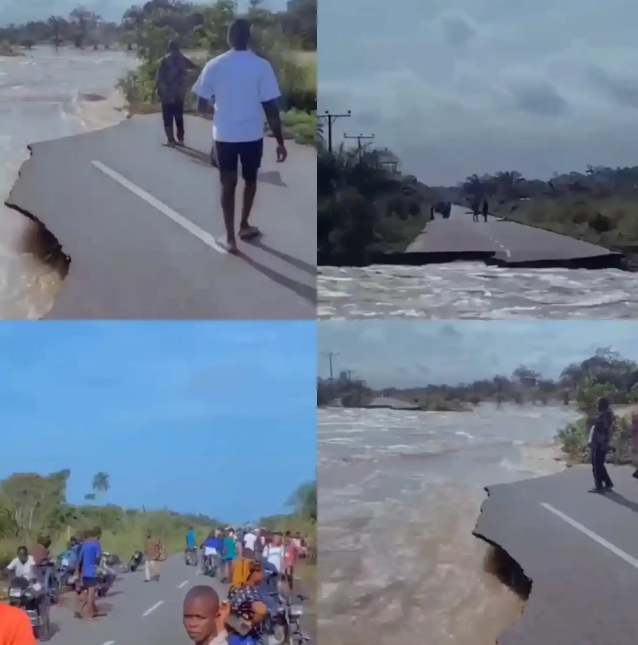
[8,577,51,642]
[122,550,144,572]
[97,552,116,597]
[185,547,198,566]
[263,593,310,645]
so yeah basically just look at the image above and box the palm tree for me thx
[92,472,110,499]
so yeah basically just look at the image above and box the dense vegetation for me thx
[0,0,317,145]
[318,348,638,430]
[317,140,440,265]
[453,165,638,258]
[0,467,317,570]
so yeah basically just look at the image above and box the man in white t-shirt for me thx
[192,18,288,254]
[243,529,257,555]
[6,546,38,582]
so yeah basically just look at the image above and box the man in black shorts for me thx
[192,19,287,254]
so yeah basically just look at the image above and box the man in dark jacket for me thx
[156,41,197,147]
[588,396,615,492]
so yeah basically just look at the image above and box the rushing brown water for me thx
[318,405,578,645]
[0,46,135,317]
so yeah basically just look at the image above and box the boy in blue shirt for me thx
[74,527,102,619]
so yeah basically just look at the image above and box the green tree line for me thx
[318,347,638,411]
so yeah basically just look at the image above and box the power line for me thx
[344,133,375,156]
[318,110,351,153]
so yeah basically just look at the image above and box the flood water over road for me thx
[318,404,578,645]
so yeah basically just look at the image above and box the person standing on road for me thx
[145,530,164,582]
[0,601,38,645]
[482,199,489,222]
[156,40,197,147]
[192,18,288,255]
[222,528,237,583]
[74,527,102,619]
[588,396,615,493]
[243,528,257,557]
[183,585,229,645]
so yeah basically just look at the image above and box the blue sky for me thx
[319,0,638,184]
[0,0,288,25]
[0,321,316,523]
[319,321,638,388]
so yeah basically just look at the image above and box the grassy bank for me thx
[495,194,638,253]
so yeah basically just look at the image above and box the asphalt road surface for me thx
[47,555,223,645]
[6,115,316,319]
[474,465,638,645]
[407,205,616,263]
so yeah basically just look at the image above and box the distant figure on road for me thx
[588,396,615,493]
[183,585,228,645]
[482,199,489,222]
[631,413,638,479]
[144,530,164,582]
[430,205,435,221]
[156,40,197,147]
[471,200,480,222]
[192,19,288,254]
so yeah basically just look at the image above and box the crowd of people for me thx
[0,524,311,645]
[187,525,310,645]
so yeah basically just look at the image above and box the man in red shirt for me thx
[0,602,37,645]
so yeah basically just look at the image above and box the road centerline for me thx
[91,160,227,255]
[178,580,189,588]
[142,600,165,617]
[541,502,638,569]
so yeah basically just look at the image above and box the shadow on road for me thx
[248,239,315,275]
[603,491,638,515]
[237,250,316,304]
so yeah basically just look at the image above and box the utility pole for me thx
[321,351,339,395]
[318,110,351,153]
[344,133,374,158]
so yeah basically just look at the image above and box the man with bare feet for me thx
[74,527,102,619]
[145,530,164,582]
[192,19,288,254]
[183,585,229,645]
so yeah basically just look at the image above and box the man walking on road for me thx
[192,18,288,254]
[156,40,197,147]
[144,530,164,582]
[482,199,489,222]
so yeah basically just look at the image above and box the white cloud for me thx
[319,0,638,183]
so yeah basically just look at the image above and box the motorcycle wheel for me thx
[37,604,51,642]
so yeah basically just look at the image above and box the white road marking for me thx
[142,600,164,617]
[101,641,115,645]
[178,580,189,588]
[541,502,638,569]
[91,160,227,254]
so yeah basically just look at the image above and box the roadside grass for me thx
[296,560,316,617]
[494,194,638,250]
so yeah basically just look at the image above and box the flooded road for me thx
[318,404,578,645]
[0,46,134,317]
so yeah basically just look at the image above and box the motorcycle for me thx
[203,552,219,577]
[96,552,116,597]
[56,550,77,589]
[184,547,198,567]
[263,593,310,645]
[8,577,51,642]
[37,559,61,605]
[123,550,144,572]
